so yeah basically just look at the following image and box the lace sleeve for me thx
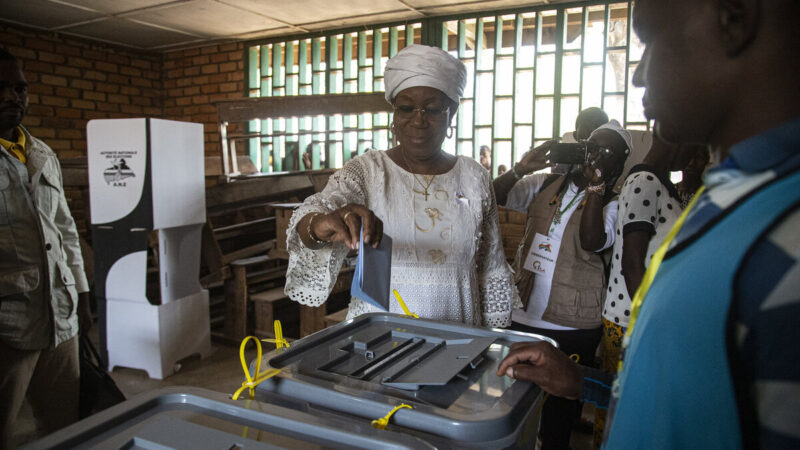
[477,172,521,328]
[284,160,368,306]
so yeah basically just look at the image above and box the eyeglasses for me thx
[392,104,450,121]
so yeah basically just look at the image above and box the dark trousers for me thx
[510,322,602,450]
[0,337,80,449]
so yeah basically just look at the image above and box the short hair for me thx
[576,107,609,129]
[0,48,18,63]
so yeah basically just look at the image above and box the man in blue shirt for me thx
[497,0,800,448]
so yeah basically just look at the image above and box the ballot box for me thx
[255,313,554,449]
[23,387,434,450]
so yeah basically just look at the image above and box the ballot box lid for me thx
[24,386,434,450]
[255,313,554,445]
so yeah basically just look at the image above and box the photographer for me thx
[492,120,631,450]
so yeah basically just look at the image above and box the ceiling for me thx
[0,0,575,52]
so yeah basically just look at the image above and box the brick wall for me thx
[1,23,246,159]
[1,24,163,159]
[162,43,246,158]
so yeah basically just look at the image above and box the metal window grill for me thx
[244,1,646,177]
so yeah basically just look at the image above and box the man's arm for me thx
[492,169,521,207]
[493,140,554,206]
[495,340,614,409]
[496,341,584,399]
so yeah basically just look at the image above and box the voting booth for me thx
[87,118,211,379]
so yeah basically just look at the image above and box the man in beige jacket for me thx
[0,48,91,448]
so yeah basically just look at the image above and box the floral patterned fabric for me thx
[284,151,520,327]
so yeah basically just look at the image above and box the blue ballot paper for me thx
[350,227,392,311]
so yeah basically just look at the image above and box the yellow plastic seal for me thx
[232,320,288,401]
[392,289,419,319]
[371,403,413,430]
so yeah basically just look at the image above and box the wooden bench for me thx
[250,287,299,339]
[201,170,337,342]
[266,202,302,260]
[222,256,287,341]
[250,265,354,339]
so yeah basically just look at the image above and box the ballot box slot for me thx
[351,337,424,379]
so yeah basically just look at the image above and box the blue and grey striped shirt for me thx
[582,117,800,448]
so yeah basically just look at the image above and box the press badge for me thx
[523,233,560,277]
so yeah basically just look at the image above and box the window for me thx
[245,1,645,175]
[247,24,420,171]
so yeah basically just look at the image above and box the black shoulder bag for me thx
[79,334,126,418]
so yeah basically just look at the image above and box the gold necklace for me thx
[401,149,436,201]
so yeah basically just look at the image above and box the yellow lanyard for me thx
[622,186,707,346]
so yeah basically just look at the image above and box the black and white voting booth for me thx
[88,118,211,379]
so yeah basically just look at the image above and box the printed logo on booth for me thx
[100,150,137,186]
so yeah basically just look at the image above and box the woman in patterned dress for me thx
[284,44,519,327]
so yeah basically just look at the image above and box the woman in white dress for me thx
[284,44,519,327]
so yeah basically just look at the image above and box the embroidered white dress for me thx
[284,151,519,327]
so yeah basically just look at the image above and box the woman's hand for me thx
[582,163,605,186]
[305,204,383,250]
[515,140,555,175]
[583,147,606,185]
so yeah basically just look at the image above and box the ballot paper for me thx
[350,227,392,311]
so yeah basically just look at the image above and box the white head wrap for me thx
[590,119,633,154]
[383,44,467,105]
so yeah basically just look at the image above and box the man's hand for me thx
[496,341,584,399]
[77,292,93,333]
[515,140,556,175]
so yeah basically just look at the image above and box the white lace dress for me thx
[284,150,519,327]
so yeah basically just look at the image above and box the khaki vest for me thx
[514,175,607,329]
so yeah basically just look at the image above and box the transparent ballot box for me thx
[255,313,554,449]
[24,387,433,450]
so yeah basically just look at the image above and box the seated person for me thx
[284,44,518,327]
